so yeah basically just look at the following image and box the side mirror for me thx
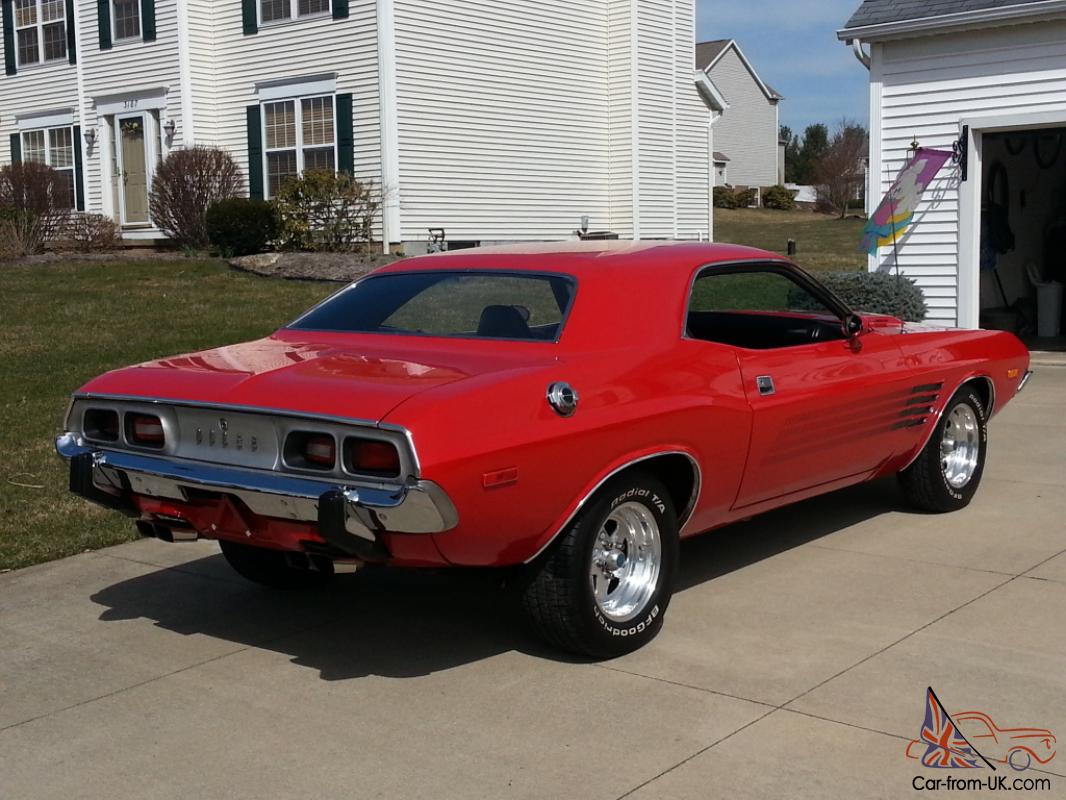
[843,313,864,339]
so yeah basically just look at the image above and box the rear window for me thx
[290,271,576,342]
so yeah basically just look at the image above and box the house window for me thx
[263,95,336,197]
[13,0,67,66]
[112,0,141,41]
[21,126,77,209]
[260,0,330,24]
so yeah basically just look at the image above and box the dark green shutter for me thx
[247,105,264,200]
[242,0,257,35]
[73,125,85,211]
[97,0,112,50]
[65,0,76,62]
[10,132,20,164]
[336,93,354,175]
[332,0,349,20]
[140,0,155,41]
[2,0,16,76]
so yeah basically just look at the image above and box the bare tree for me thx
[813,119,869,219]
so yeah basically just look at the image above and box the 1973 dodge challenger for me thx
[56,242,1032,657]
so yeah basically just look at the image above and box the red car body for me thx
[57,242,1031,571]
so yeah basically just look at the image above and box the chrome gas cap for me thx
[547,382,579,417]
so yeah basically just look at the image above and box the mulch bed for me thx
[228,252,402,283]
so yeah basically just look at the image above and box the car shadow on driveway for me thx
[89,478,905,680]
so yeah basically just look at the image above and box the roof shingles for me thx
[844,0,1052,29]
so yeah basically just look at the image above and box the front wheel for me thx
[219,540,334,590]
[520,470,679,659]
[899,386,988,513]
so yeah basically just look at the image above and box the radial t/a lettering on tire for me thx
[520,469,679,658]
[899,385,988,513]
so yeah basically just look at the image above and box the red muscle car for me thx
[56,242,1032,657]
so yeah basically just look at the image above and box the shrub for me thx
[274,170,380,252]
[206,198,279,256]
[0,162,73,257]
[59,213,121,253]
[790,271,928,322]
[762,185,797,211]
[713,186,738,209]
[734,187,758,208]
[149,146,242,249]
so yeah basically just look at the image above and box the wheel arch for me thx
[523,449,701,564]
[899,372,995,473]
[965,375,996,417]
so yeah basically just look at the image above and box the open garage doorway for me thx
[979,128,1066,351]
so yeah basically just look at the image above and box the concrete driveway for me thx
[2,367,1064,799]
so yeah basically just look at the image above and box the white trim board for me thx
[256,74,338,102]
[16,109,76,130]
[95,89,169,116]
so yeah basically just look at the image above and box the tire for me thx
[219,540,334,590]
[520,469,679,659]
[899,385,988,513]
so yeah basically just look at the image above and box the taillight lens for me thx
[303,434,336,467]
[127,413,165,447]
[345,438,401,478]
[83,409,119,442]
[284,431,337,471]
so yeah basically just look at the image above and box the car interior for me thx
[687,310,848,349]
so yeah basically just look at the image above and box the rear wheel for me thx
[520,470,679,659]
[219,540,334,590]
[899,386,988,513]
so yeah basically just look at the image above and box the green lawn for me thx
[715,209,867,272]
[0,260,332,570]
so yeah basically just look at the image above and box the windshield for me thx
[290,271,577,342]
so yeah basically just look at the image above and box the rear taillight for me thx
[127,413,165,448]
[284,431,337,471]
[83,409,119,442]
[344,438,401,478]
[303,434,336,467]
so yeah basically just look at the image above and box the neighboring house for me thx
[841,0,1066,332]
[696,38,783,194]
[1,0,723,250]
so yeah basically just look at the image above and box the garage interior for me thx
[980,128,1066,351]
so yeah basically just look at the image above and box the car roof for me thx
[377,241,783,277]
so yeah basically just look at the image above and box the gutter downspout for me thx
[377,0,401,254]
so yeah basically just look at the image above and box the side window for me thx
[687,268,844,349]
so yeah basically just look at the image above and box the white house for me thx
[1,0,725,251]
[696,38,783,193]
[841,0,1066,336]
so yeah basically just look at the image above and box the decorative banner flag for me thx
[918,688,995,770]
[861,148,953,256]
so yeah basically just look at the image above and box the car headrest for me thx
[477,305,532,339]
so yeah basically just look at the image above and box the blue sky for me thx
[697,0,870,136]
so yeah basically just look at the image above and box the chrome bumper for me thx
[1018,370,1034,394]
[56,433,458,549]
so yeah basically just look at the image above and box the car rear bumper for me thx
[56,433,458,557]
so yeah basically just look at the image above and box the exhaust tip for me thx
[136,520,157,539]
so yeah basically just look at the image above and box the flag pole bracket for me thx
[952,126,969,182]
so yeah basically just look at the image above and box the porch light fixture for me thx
[84,127,97,147]
[163,119,177,139]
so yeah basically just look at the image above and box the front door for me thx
[117,114,150,225]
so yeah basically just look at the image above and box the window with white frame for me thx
[263,95,336,197]
[260,0,330,25]
[112,0,141,41]
[21,126,77,208]
[13,0,67,66]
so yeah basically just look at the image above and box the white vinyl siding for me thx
[706,46,779,189]
[869,20,1066,325]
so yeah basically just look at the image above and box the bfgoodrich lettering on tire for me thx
[520,469,679,658]
[899,386,988,513]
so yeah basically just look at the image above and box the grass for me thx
[0,259,332,571]
[0,211,862,571]
[715,208,867,272]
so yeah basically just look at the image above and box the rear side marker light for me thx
[345,438,401,478]
[127,414,165,448]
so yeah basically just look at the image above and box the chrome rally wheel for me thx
[590,502,662,624]
[940,403,981,489]
[521,470,679,659]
